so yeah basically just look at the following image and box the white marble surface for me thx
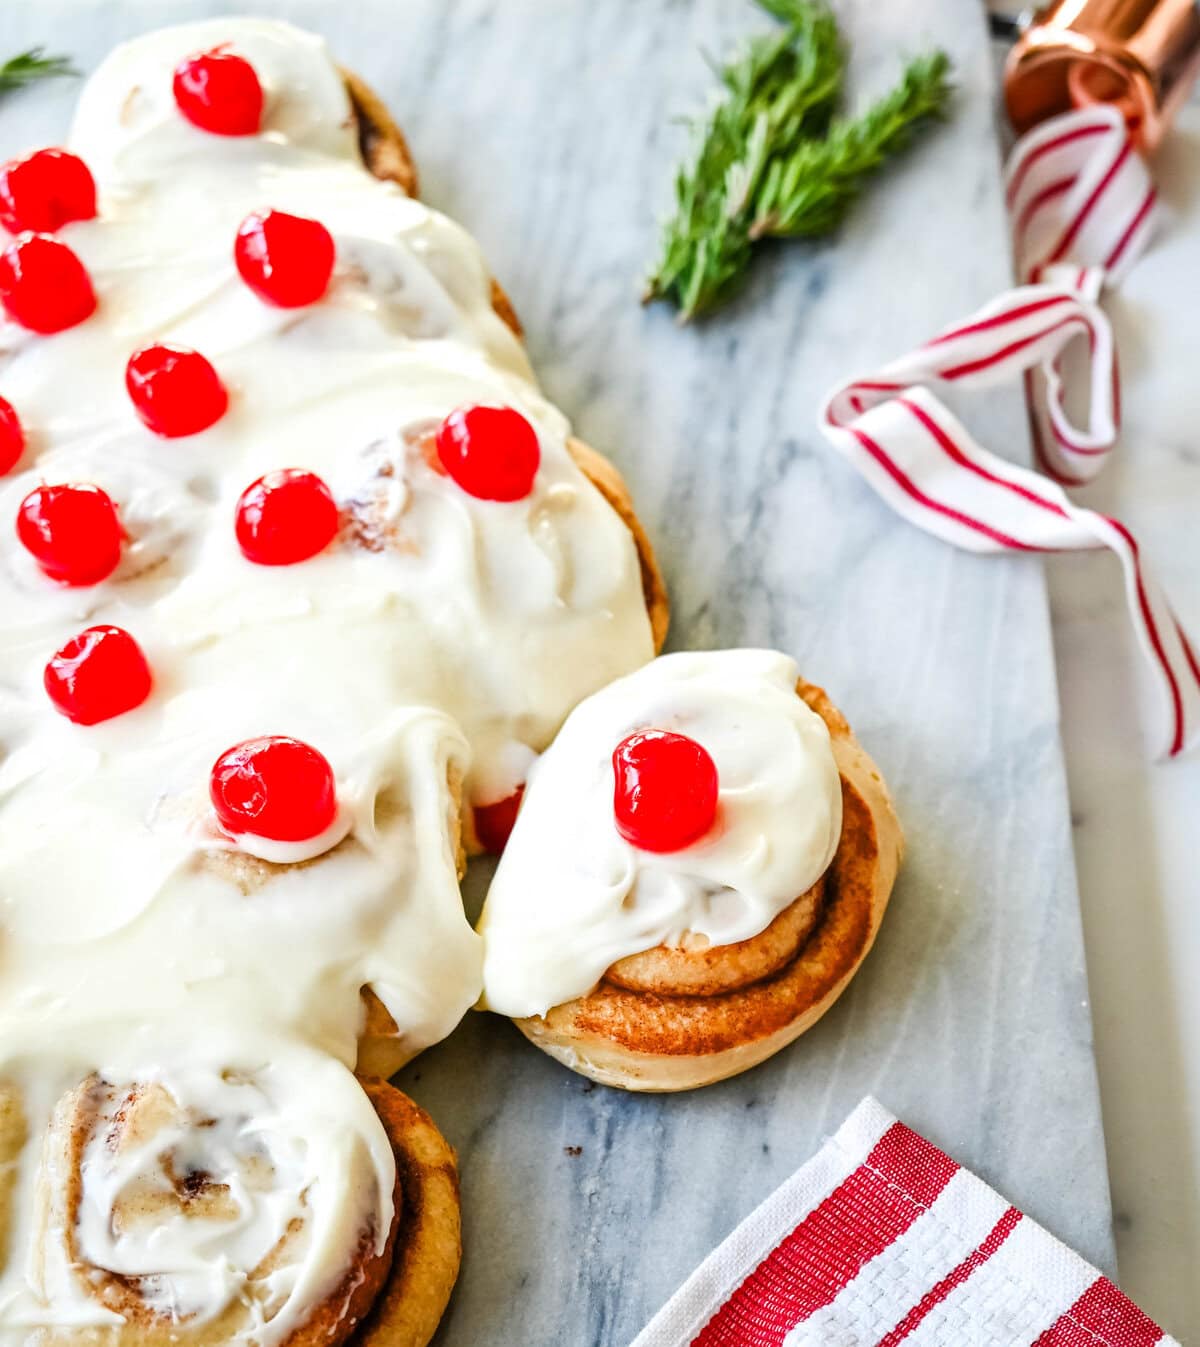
[0,3,1119,1344]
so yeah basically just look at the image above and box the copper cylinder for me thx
[1005,0,1200,149]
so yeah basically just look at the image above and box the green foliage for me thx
[644,2,952,320]
[0,48,78,95]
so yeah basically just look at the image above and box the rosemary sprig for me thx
[0,48,78,95]
[645,1,952,320]
[749,51,952,240]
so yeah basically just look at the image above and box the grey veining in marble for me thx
[0,2,1115,1343]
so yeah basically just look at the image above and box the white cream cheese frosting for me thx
[0,15,654,1342]
[478,650,844,1018]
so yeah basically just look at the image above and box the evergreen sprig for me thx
[0,48,78,95]
[644,1,952,320]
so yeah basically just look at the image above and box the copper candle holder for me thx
[1005,0,1200,148]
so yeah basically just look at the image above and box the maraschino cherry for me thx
[126,343,228,438]
[44,625,152,725]
[235,210,335,307]
[0,396,25,474]
[173,49,263,136]
[0,233,96,333]
[612,729,719,853]
[235,468,338,565]
[435,405,540,502]
[17,483,122,585]
[474,785,525,854]
[0,149,97,235]
[210,736,338,842]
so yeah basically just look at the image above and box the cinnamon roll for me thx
[478,651,904,1090]
[0,1048,457,1347]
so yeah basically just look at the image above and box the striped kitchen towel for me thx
[631,1097,1177,1347]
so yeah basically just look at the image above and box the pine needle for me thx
[644,2,952,321]
[0,48,78,96]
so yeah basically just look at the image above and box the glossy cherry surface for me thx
[235,468,338,565]
[0,148,97,234]
[0,233,96,333]
[44,625,152,725]
[210,736,338,841]
[612,729,719,853]
[126,342,228,438]
[0,396,24,474]
[235,210,335,307]
[173,49,263,136]
[17,483,122,585]
[435,405,540,502]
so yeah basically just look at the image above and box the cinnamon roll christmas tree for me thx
[0,13,898,1342]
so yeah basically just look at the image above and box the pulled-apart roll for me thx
[478,651,904,1090]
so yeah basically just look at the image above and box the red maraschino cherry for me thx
[210,736,338,842]
[435,405,540,502]
[0,233,96,333]
[235,468,338,565]
[44,625,152,725]
[0,396,25,474]
[235,210,335,307]
[17,483,122,585]
[0,149,96,235]
[612,729,719,853]
[173,48,263,136]
[473,785,525,854]
[126,342,228,438]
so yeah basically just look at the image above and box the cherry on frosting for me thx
[0,149,97,235]
[44,625,152,725]
[173,48,263,136]
[235,468,339,565]
[0,233,96,333]
[235,210,335,308]
[612,729,719,853]
[435,405,540,502]
[17,483,122,585]
[0,396,25,474]
[210,736,338,842]
[126,342,228,438]
[474,785,525,854]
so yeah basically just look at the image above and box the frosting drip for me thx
[0,15,653,1343]
[478,651,844,1018]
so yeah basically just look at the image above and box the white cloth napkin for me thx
[632,1097,1177,1347]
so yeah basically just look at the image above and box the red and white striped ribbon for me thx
[631,1097,1178,1347]
[818,106,1199,758]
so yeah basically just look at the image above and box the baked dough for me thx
[356,1079,463,1347]
[512,681,903,1091]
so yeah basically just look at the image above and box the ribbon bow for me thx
[819,105,1198,758]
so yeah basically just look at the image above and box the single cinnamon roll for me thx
[6,1066,457,1347]
[478,651,903,1091]
[344,69,669,670]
